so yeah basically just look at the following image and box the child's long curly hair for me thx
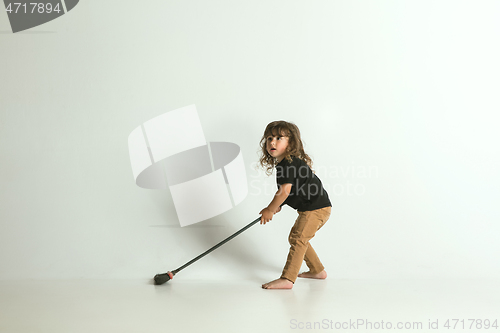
[259,120,313,176]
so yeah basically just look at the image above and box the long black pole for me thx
[154,217,261,285]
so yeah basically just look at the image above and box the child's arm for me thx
[260,183,292,224]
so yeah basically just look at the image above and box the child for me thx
[259,121,332,289]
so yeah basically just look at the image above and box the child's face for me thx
[266,132,289,162]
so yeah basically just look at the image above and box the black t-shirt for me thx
[276,156,331,211]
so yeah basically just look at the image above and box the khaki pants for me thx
[281,206,331,283]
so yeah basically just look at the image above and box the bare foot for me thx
[262,278,293,289]
[297,270,327,279]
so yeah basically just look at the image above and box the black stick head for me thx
[154,271,173,285]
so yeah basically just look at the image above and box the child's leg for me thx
[303,243,325,274]
[297,244,328,279]
[280,206,331,283]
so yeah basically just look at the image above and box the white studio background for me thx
[0,0,499,281]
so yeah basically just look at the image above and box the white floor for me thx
[1,278,499,333]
